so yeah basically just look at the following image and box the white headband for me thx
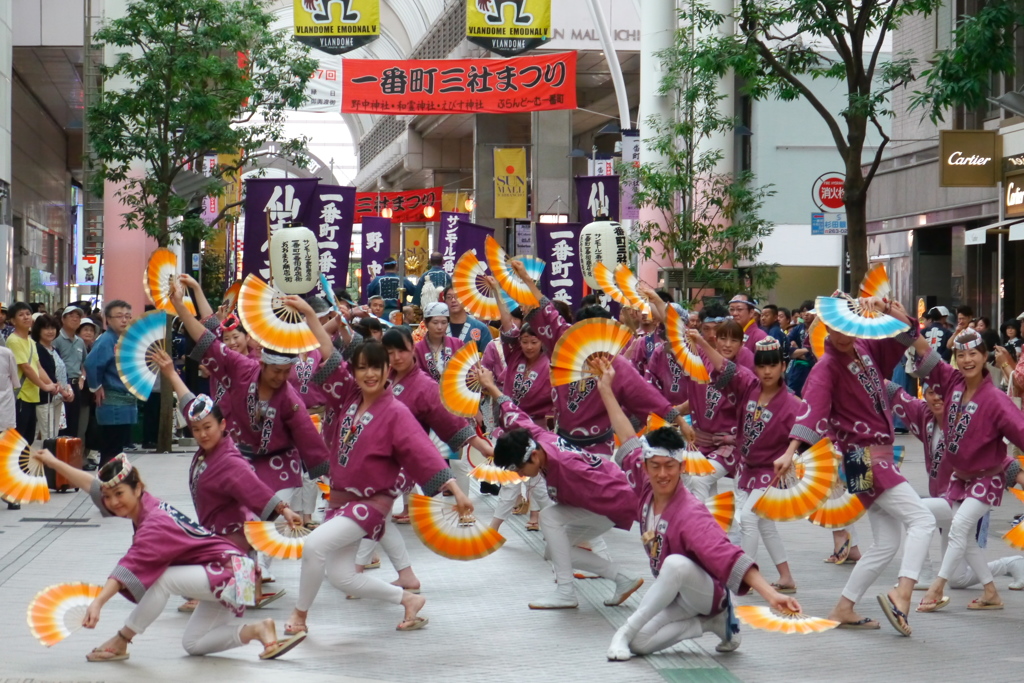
[100,453,134,489]
[261,350,299,365]
[187,394,214,422]
[423,302,449,319]
[953,333,984,351]
[641,437,684,462]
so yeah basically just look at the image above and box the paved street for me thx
[3,435,1024,683]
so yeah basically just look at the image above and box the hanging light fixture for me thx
[381,207,393,219]
[423,205,436,220]
[464,196,476,212]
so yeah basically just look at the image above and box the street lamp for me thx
[423,205,436,220]
[381,207,393,219]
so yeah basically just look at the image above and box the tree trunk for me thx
[157,317,176,453]
[844,172,869,290]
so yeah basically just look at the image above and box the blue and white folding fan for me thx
[115,310,167,400]
[498,256,545,312]
[815,295,909,340]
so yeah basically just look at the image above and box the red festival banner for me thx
[355,187,443,223]
[341,52,576,115]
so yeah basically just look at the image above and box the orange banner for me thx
[341,52,576,115]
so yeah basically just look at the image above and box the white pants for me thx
[841,483,935,603]
[355,521,412,570]
[938,498,994,586]
[625,555,715,655]
[35,401,63,443]
[259,486,301,575]
[922,497,1018,588]
[737,487,788,567]
[685,460,728,502]
[124,566,244,656]
[296,515,403,612]
[295,475,319,515]
[540,504,618,585]
[450,452,471,496]
[493,474,551,521]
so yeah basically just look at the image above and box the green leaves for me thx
[87,0,317,244]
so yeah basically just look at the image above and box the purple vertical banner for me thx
[242,177,320,280]
[455,219,495,262]
[361,217,391,302]
[439,212,468,276]
[535,222,584,308]
[576,175,620,224]
[620,130,641,220]
[308,184,357,293]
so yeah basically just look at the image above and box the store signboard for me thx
[939,130,1000,187]
[1005,169,1024,218]
[811,213,847,235]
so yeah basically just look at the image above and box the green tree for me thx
[625,9,778,306]
[87,0,317,452]
[679,0,942,287]
[910,0,1021,121]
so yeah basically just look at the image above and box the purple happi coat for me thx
[686,348,744,474]
[188,432,283,551]
[91,485,251,615]
[912,350,1024,506]
[887,381,951,499]
[315,350,453,540]
[790,326,919,508]
[500,328,553,426]
[713,361,804,491]
[496,397,636,530]
[482,336,507,378]
[414,335,464,381]
[646,342,688,405]
[743,322,767,352]
[191,331,330,491]
[614,437,756,614]
[390,365,476,453]
[527,298,678,455]
[628,330,660,377]
[289,349,327,409]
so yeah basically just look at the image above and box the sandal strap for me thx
[117,628,134,644]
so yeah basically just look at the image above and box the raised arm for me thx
[688,328,726,372]
[485,275,514,333]
[638,282,666,325]
[178,273,214,321]
[33,447,96,491]
[509,258,545,307]
[594,358,635,448]
[170,281,209,344]
[151,348,190,402]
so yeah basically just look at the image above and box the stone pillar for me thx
[531,110,573,233]
[0,4,12,302]
[473,114,509,242]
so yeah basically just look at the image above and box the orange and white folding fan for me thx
[485,235,542,307]
[593,262,631,308]
[808,481,867,529]
[244,519,312,560]
[222,279,243,313]
[808,316,827,359]
[1005,519,1024,550]
[409,494,506,561]
[705,491,734,532]
[317,480,330,500]
[144,248,196,315]
[452,251,500,320]
[440,343,484,418]
[27,583,102,647]
[734,605,839,635]
[1008,487,1024,506]
[646,414,668,431]
[549,318,633,386]
[470,459,524,485]
[309,412,322,433]
[665,305,710,383]
[0,428,49,505]
[237,274,319,353]
[859,263,892,301]
[614,264,652,317]
[752,438,838,522]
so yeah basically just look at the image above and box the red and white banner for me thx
[341,52,576,115]
[355,187,443,223]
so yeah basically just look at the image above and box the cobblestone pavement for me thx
[3,436,1024,683]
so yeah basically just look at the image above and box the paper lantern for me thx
[268,226,320,295]
[579,221,628,289]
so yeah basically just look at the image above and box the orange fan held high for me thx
[664,305,710,383]
[236,274,319,354]
[408,494,505,561]
[592,261,632,308]
[452,251,500,321]
[613,264,652,317]
[439,344,484,418]
[752,438,839,522]
[144,248,197,316]
[484,235,544,307]
[549,318,633,387]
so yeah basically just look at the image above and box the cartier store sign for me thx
[1006,169,1024,218]
[939,130,1000,188]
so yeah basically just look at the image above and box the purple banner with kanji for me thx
[620,129,641,220]
[439,212,469,276]
[309,184,357,293]
[242,178,320,281]
[361,217,391,302]
[456,219,496,267]
[536,222,584,308]
[576,175,620,224]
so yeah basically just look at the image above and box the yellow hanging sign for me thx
[467,0,551,57]
[293,0,380,55]
[494,148,528,219]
